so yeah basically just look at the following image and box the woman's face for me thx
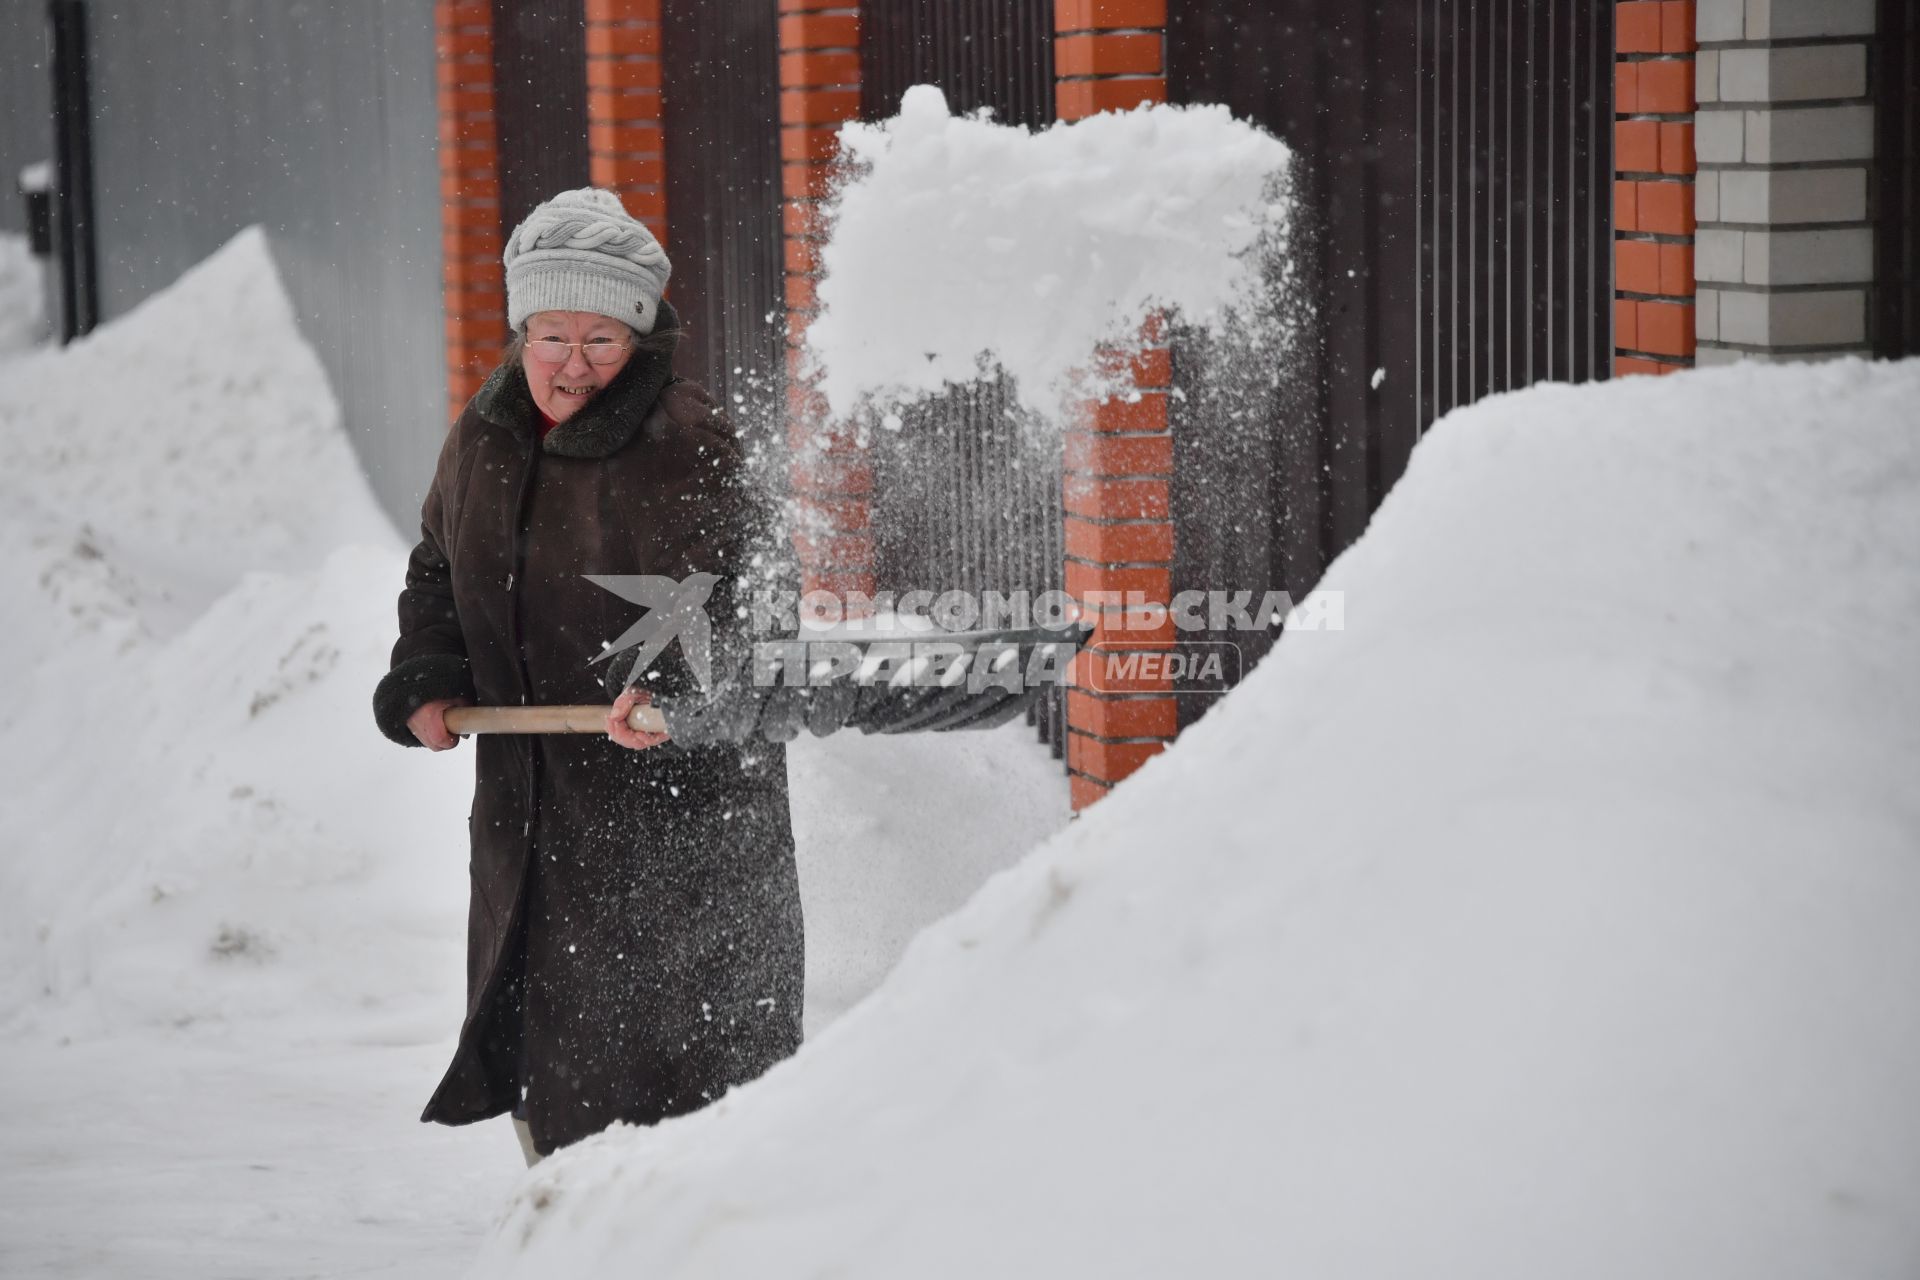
[520,310,636,424]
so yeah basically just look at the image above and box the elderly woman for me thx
[371,188,801,1164]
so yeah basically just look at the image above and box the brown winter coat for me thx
[372,306,801,1155]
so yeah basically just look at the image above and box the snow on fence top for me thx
[805,85,1293,424]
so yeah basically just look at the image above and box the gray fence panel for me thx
[858,0,1066,762]
[80,0,443,531]
[0,2,54,238]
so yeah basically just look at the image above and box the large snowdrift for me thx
[0,230,1065,1275]
[0,226,420,1032]
[473,358,1920,1280]
[0,227,508,1276]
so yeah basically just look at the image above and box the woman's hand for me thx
[609,686,672,752]
[408,697,471,751]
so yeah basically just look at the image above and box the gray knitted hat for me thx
[503,187,672,334]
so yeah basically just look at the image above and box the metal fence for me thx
[1168,0,1614,725]
[867,373,1066,621]
[860,0,1054,126]
[0,7,55,240]
[57,0,447,529]
[857,0,1066,759]
[493,0,591,237]
[660,0,786,449]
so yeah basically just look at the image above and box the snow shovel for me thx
[442,623,1090,745]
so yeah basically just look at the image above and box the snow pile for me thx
[473,358,1920,1280]
[0,226,431,1032]
[788,727,1067,1031]
[0,231,46,354]
[805,87,1292,422]
[0,227,509,1271]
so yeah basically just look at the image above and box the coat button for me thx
[503,573,515,590]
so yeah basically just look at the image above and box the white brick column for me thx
[1694,0,1875,363]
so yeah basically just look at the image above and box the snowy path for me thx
[0,718,1065,1280]
[0,1030,517,1278]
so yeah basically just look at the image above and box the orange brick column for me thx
[435,0,505,422]
[780,0,873,602]
[1613,1,1697,375]
[1056,1,1172,812]
[1055,0,1168,121]
[585,0,667,246]
[1063,339,1179,811]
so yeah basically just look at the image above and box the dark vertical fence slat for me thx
[1321,0,1372,557]
[1529,0,1554,384]
[49,0,99,340]
[1368,0,1419,508]
[1502,0,1514,392]
[1545,0,1566,378]
[491,0,589,236]
[1875,0,1917,357]
[1446,0,1459,406]
[660,0,783,442]
[1468,0,1482,406]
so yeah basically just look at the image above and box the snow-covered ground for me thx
[469,356,1920,1279]
[0,230,1067,1277]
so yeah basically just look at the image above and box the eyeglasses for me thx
[526,337,631,365]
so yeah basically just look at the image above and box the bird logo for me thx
[584,572,720,692]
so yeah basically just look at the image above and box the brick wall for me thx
[780,0,874,602]
[435,0,505,423]
[584,0,667,246]
[1694,0,1876,362]
[1056,0,1168,122]
[1615,1,1699,376]
[1056,0,1171,812]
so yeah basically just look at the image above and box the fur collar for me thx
[472,299,683,459]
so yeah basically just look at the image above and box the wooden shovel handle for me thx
[443,703,669,735]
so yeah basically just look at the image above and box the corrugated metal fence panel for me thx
[1878,0,1918,358]
[867,376,1067,752]
[858,0,1064,757]
[1419,1,1614,435]
[660,0,785,447]
[81,0,445,532]
[1424,0,1613,426]
[1168,0,1611,726]
[860,0,1054,126]
[868,376,1063,602]
[0,6,54,238]
[492,0,590,236]
[1167,3,1422,723]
